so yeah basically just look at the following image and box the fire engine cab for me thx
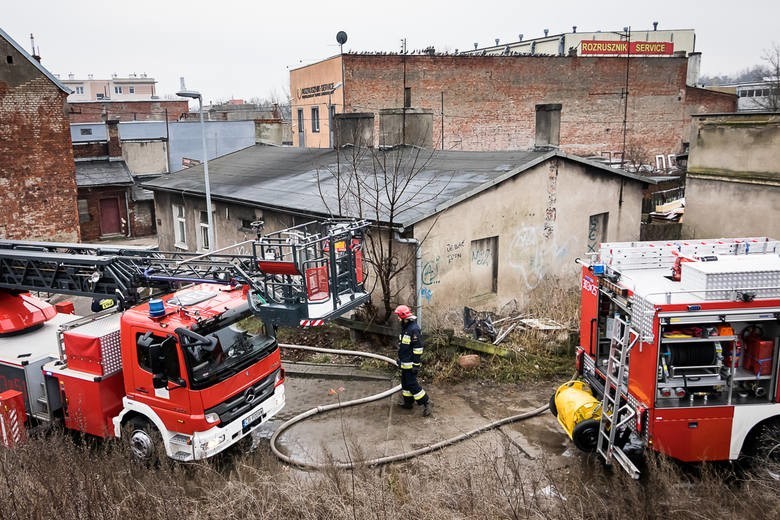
[0,220,368,461]
[554,237,780,478]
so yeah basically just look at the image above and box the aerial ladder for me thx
[0,219,370,332]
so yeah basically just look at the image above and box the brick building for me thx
[73,120,157,240]
[290,52,735,160]
[0,27,79,241]
[67,99,189,123]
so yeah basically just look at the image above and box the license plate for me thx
[242,408,265,429]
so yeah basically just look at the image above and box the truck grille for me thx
[206,368,279,426]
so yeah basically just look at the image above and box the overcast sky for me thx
[4,1,778,103]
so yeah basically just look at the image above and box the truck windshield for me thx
[181,313,276,390]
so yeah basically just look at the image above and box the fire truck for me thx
[0,220,368,461]
[552,237,780,478]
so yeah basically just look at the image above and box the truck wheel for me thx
[572,419,600,452]
[549,393,558,417]
[124,417,161,463]
[745,419,780,463]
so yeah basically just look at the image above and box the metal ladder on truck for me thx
[597,313,641,479]
[0,219,370,329]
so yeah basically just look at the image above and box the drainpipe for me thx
[394,230,422,327]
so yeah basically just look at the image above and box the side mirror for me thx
[152,372,168,389]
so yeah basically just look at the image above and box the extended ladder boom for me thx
[0,219,370,325]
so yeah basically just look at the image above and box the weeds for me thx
[2,422,779,519]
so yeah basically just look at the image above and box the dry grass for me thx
[1,430,777,519]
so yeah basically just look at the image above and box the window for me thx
[114,86,123,94]
[79,128,93,136]
[587,212,609,254]
[173,204,186,248]
[197,211,212,251]
[470,236,499,294]
[75,86,84,94]
[297,108,304,132]
[77,199,90,223]
[311,106,320,132]
[6,55,12,65]
[129,86,135,94]
[404,87,412,108]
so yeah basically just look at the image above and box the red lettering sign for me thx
[580,40,674,56]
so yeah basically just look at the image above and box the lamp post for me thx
[176,87,216,251]
[328,82,342,148]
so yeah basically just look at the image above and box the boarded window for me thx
[587,212,609,254]
[77,199,90,223]
[470,236,498,294]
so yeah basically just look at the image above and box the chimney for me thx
[495,38,500,46]
[544,29,549,37]
[534,104,562,149]
[572,26,577,33]
[653,21,659,31]
[106,119,122,160]
[334,112,374,149]
[686,52,702,87]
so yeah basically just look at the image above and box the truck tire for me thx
[549,393,558,417]
[744,418,780,464]
[124,417,162,463]
[572,419,600,452]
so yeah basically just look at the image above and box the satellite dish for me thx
[336,31,348,45]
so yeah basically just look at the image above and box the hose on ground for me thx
[270,343,549,470]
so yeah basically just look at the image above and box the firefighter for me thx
[394,304,433,417]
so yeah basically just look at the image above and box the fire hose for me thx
[270,343,549,470]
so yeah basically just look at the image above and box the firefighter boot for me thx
[397,399,414,410]
[422,401,433,417]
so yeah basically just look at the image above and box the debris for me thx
[518,318,565,331]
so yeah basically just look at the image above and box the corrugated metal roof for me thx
[0,27,71,94]
[142,145,659,227]
[75,160,133,187]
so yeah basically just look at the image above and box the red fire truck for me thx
[553,237,780,478]
[0,220,367,461]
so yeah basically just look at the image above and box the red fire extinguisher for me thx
[724,340,742,369]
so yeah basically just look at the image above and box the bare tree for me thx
[317,131,450,323]
[752,42,780,112]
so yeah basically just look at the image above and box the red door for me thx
[99,197,122,235]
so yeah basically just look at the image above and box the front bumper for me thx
[179,384,286,461]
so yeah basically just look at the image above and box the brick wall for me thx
[73,142,108,159]
[130,200,156,237]
[67,100,189,123]
[342,54,736,158]
[0,41,80,241]
[77,188,129,241]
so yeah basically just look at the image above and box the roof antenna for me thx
[29,33,41,62]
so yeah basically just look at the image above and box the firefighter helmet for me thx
[394,305,413,319]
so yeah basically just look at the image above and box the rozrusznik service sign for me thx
[580,40,674,55]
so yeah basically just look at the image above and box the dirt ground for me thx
[257,369,582,475]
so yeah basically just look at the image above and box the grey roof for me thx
[142,145,660,227]
[75,160,134,187]
[0,27,71,94]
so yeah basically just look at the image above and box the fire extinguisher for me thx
[724,340,742,369]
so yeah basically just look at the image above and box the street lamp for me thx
[328,82,343,148]
[176,86,216,251]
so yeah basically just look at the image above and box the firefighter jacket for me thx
[398,318,423,370]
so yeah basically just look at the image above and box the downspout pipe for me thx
[394,230,422,327]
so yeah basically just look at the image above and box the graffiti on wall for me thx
[446,240,466,264]
[421,255,441,286]
[508,225,572,290]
